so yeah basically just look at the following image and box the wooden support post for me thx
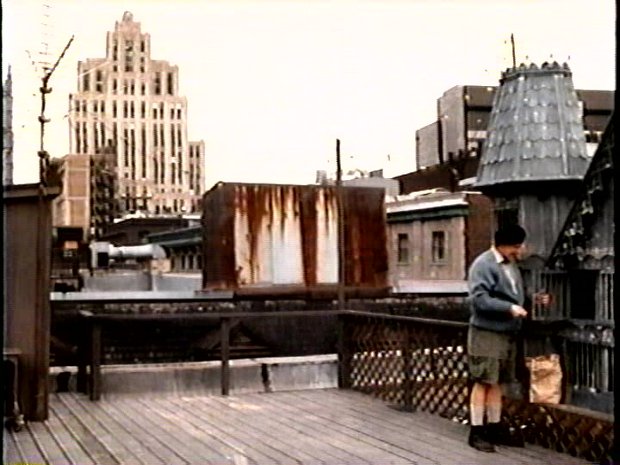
[337,313,352,389]
[221,317,231,396]
[76,333,87,394]
[77,311,90,394]
[403,325,414,411]
[89,322,102,401]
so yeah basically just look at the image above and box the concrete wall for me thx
[50,355,338,397]
[83,271,202,292]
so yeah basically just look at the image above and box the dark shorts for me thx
[467,326,517,385]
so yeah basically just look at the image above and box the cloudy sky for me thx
[2,0,615,189]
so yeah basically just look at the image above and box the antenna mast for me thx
[510,33,516,68]
[38,35,74,186]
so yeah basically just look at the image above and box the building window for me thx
[124,40,134,72]
[75,126,81,153]
[432,231,446,263]
[167,72,174,95]
[154,74,161,95]
[95,70,103,93]
[83,74,90,92]
[495,198,519,230]
[397,233,409,264]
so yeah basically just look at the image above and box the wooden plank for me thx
[132,395,250,464]
[69,393,168,465]
[257,390,440,465]
[290,389,511,465]
[3,389,593,465]
[9,426,45,465]
[95,397,195,465]
[314,389,589,465]
[3,429,26,464]
[59,393,155,465]
[50,393,121,465]
[22,422,55,465]
[205,394,376,464]
[151,395,293,464]
[47,399,98,465]
[176,394,327,465]
[63,394,165,465]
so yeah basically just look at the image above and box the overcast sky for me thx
[2,0,615,189]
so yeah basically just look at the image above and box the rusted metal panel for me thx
[202,183,236,290]
[202,183,386,291]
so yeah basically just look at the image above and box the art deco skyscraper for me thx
[68,11,204,216]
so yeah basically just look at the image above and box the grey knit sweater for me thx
[467,249,525,333]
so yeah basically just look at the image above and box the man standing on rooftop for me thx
[466,224,540,452]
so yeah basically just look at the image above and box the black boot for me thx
[486,422,525,447]
[468,425,496,452]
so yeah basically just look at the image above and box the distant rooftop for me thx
[476,62,590,189]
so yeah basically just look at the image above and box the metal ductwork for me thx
[90,242,167,268]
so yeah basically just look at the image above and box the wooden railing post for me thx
[89,320,102,401]
[76,333,87,394]
[221,317,230,396]
[76,312,89,394]
[402,324,414,411]
[337,312,352,389]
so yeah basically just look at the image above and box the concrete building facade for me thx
[68,11,205,217]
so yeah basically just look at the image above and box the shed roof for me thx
[476,62,590,188]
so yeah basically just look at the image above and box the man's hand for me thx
[510,304,528,318]
[534,292,552,307]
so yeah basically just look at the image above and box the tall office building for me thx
[68,11,204,216]
[3,66,13,186]
[415,84,614,170]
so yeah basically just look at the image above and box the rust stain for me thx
[205,183,388,291]
[240,184,270,284]
[300,187,318,286]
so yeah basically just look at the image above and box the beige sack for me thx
[525,354,562,404]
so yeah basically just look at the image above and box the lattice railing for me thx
[340,311,614,463]
[341,312,469,421]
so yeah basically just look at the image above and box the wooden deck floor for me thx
[4,389,590,465]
